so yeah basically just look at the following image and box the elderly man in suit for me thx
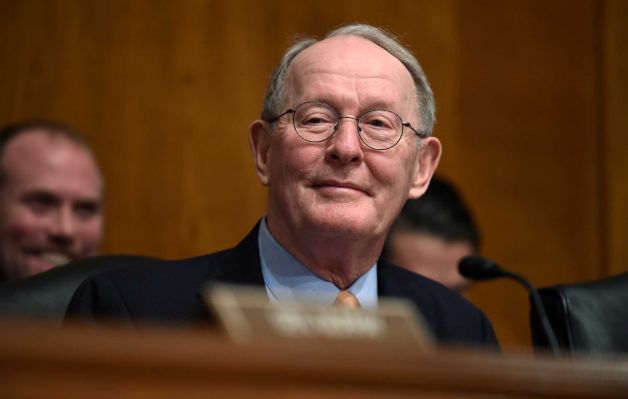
[67,23,497,346]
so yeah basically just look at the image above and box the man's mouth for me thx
[43,252,71,266]
[24,250,72,267]
[312,180,370,195]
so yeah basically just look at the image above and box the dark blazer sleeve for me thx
[65,274,134,325]
[63,244,262,326]
[417,288,499,347]
[377,261,499,348]
[480,310,498,344]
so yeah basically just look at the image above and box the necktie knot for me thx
[334,290,361,308]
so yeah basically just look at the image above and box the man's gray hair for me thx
[260,23,436,136]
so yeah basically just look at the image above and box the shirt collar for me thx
[258,218,378,308]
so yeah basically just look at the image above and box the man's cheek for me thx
[7,222,44,245]
[77,221,104,252]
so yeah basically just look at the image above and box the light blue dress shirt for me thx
[258,218,378,308]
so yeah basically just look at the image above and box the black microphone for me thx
[458,256,505,281]
[459,256,561,356]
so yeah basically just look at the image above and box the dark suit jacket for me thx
[66,224,498,346]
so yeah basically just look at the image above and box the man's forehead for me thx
[3,130,95,168]
[285,35,416,108]
[1,130,103,195]
[290,35,407,77]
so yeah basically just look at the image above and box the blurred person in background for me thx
[383,176,479,293]
[0,121,104,282]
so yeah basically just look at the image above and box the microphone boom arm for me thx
[459,256,561,356]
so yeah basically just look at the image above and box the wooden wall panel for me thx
[0,0,456,258]
[453,0,603,347]
[605,0,628,276]
[0,0,625,348]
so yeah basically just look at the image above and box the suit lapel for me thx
[201,222,265,287]
[196,223,265,319]
[227,222,266,285]
[377,260,419,301]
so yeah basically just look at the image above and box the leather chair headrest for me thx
[0,255,160,324]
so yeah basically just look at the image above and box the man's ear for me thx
[408,136,442,199]
[249,120,273,186]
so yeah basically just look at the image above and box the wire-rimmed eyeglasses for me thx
[267,101,426,151]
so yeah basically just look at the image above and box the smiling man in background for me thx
[0,121,104,282]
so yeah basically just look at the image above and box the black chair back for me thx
[0,255,159,324]
[531,272,628,355]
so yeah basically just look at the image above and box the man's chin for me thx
[305,211,377,239]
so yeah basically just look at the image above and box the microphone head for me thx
[458,256,506,281]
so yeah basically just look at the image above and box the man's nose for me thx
[49,208,76,243]
[326,116,364,164]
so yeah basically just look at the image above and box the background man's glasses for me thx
[269,101,425,150]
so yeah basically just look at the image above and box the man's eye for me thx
[74,202,100,219]
[302,114,333,125]
[23,194,56,214]
[303,117,322,125]
[364,117,393,129]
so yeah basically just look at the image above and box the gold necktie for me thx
[334,290,361,308]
